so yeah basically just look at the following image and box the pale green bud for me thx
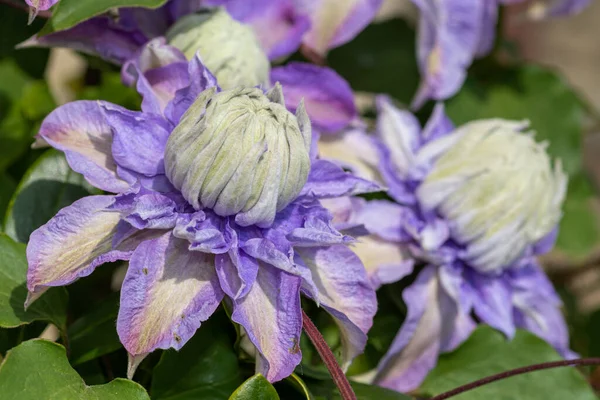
[164,84,312,228]
[166,9,270,90]
[417,119,567,272]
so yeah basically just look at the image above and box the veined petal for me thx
[26,196,124,304]
[467,270,515,338]
[19,18,141,65]
[297,245,376,368]
[215,246,259,300]
[101,103,171,177]
[38,101,130,193]
[299,0,384,56]
[271,63,357,133]
[231,265,302,382]
[117,233,224,376]
[375,266,474,392]
[301,160,382,199]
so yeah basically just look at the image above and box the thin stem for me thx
[301,310,356,400]
[430,358,600,400]
[0,0,51,19]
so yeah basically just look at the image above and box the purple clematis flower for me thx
[25,53,380,382]
[328,96,573,392]
[411,0,592,108]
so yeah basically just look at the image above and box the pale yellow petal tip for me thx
[127,353,148,380]
[31,136,50,149]
[28,7,38,25]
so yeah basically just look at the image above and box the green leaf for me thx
[0,234,67,330]
[151,310,243,400]
[305,379,413,400]
[69,292,122,366]
[0,339,150,399]
[419,326,597,400]
[229,374,280,400]
[328,18,419,106]
[0,173,16,224]
[4,149,97,243]
[42,0,169,34]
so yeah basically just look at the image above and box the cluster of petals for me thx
[25,51,381,382]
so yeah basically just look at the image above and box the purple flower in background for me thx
[25,54,381,382]
[411,0,592,108]
[331,96,572,392]
[25,0,58,24]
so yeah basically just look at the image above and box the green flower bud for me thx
[166,8,270,90]
[164,84,312,228]
[417,119,567,272]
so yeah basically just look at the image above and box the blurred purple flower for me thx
[25,54,381,382]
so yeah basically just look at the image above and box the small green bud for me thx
[164,85,312,228]
[166,8,270,90]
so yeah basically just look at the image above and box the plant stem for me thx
[430,358,600,400]
[301,310,357,400]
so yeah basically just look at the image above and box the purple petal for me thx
[297,245,376,368]
[215,245,259,300]
[375,266,474,392]
[26,0,57,10]
[110,192,179,230]
[467,270,515,338]
[118,7,171,39]
[117,233,224,375]
[101,103,171,177]
[271,63,357,133]
[231,265,302,382]
[411,0,485,108]
[19,18,141,65]
[421,102,454,143]
[301,159,382,199]
[168,0,205,19]
[26,196,125,304]
[173,211,233,254]
[299,0,384,55]
[38,101,130,193]
[165,54,219,125]
[352,200,409,242]
[529,0,592,18]
[211,0,310,59]
[287,206,353,247]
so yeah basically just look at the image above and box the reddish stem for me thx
[301,310,357,400]
[430,358,600,400]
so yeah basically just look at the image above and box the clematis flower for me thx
[25,54,380,382]
[411,0,592,108]
[25,0,58,24]
[340,96,572,392]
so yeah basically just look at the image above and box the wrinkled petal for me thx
[209,0,310,59]
[353,236,414,289]
[19,18,141,64]
[297,245,376,368]
[38,101,130,193]
[467,270,515,338]
[165,54,219,125]
[173,211,233,254]
[271,63,357,133]
[301,160,382,199]
[110,192,178,230]
[317,129,380,181]
[26,196,124,304]
[231,265,302,382]
[287,207,353,247]
[101,103,171,177]
[375,266,474,392]
[298,0,384,56]
[215,244,259,299]
[117,233,224,376]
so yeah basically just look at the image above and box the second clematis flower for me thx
[332,97,573,392]
[25,54,380,382]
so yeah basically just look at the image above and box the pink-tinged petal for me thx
[297,245,376,368]
[298,0,384,56]
[209,0,310,59]
[301,159,382,199]
[117,233,224,376]
[231,265,302,382]
[271,63,357,133]
[26,196,124,303]
[19,18,141,65]
[26,0,58,23]
[100,103,171,177]
[38,101,130,193]
[375,266,475,392]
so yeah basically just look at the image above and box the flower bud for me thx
[417,119,567,273]
[166,8,270,89]
[164,84,312,228]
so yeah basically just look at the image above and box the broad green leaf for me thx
[78,71,142,111]
[42,0,169,34]
[229,374,280,400]
[4,149,97,243]
[328,18,419,106]
[446,64,597,258]
[69,292,122,366]
[0,234,67,330]
[0,173,16,224]
[151,310,243,400]
[419,326,596,400]
[0,339,150,399]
